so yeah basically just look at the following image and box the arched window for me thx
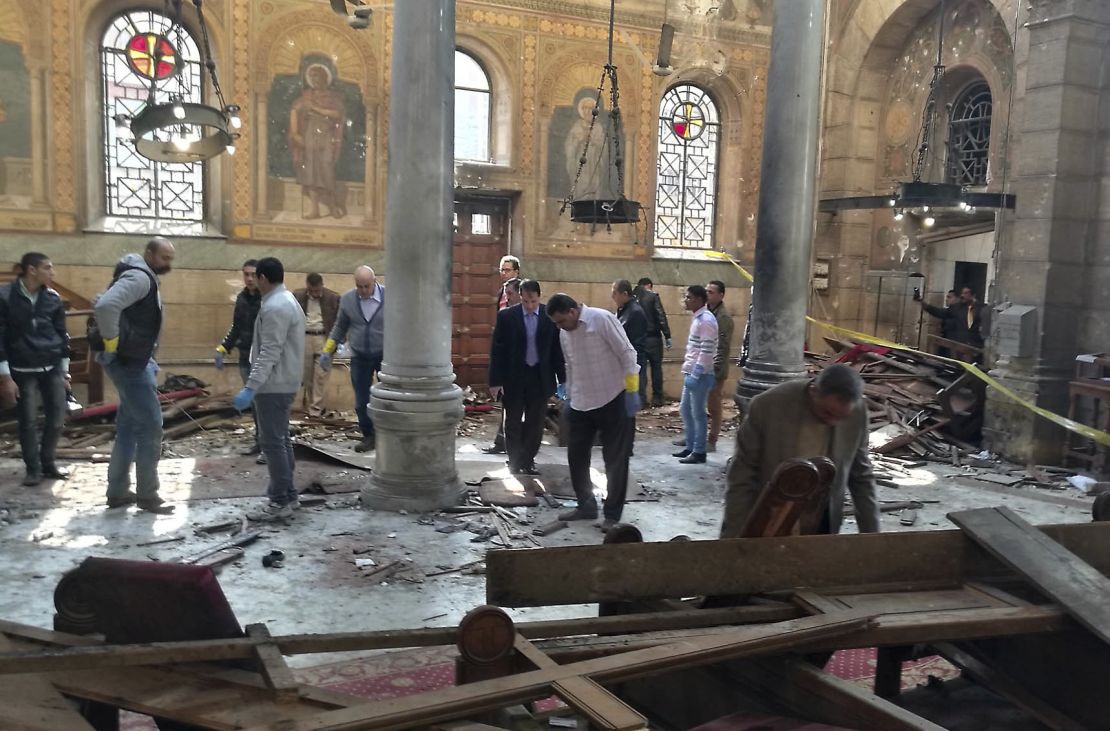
[655,83,720,249]
[101,9,205,222]
[947,81,992,186]
[455,50,491,163]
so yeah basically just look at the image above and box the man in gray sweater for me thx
[320,265,384,452]
[233,257,306,522]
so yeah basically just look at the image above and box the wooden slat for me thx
[948,507,1110,645]
[247,623,301,703]
[725,656,947,731]
[485,523,1110,607]
[237,613,873,731]
[513,636,647,731]
[0,633,96,731]
[0,604,799,675]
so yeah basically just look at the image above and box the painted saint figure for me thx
[289,63,347,220]
[564,94,614,200]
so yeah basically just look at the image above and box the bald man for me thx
[321,266,385,452]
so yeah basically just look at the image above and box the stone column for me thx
[736,0,827,402]
[362,0,465,512]
[985,2,1110,463]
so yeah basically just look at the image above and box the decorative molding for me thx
[232,0,251,224]
[50,0,74,215]
[521,35,537,174]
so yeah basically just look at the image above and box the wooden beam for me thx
[236,613,874,731]
[0,604,799,675]
[948,508,1110,645]
[0,633,96,731]
[725,656,948,731]
[485,523,1110,607]
[246,623,301,704]
[513,635,647,731]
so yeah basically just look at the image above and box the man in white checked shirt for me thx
[546,293,641,532]
[674,285,718,464]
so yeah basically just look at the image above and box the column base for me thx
[983,360,1072,465]
[361,377,466,512]
[734,359,807,409]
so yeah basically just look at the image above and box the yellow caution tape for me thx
[705,250,1110,448]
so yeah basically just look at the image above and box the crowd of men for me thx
[1,240,894,537]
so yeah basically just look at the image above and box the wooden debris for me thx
[533,520,568,536]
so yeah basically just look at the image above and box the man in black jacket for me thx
[488,279,565,475]
[0,253,71,486]
[214,259,263,459]
[612,279,648,403]
[922,286,988,360]
[633,277,671,406]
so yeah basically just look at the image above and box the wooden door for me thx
[452,197,510,388]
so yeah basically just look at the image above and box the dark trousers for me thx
[640,335,664,402]
[566,392,633,521]
[503,366,546,471]
[238,360,260,448]
[350,354,382,439]
[13,368,66,475]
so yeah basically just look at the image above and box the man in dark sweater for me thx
[0,253,71,486]
[215,259,263,459]
[611,279,648,402]
[633,277,671,407]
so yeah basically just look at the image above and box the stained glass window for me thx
[455,50,491,163]
[655,84,720,249]
[101,10,205,221]
[947,82,992,187]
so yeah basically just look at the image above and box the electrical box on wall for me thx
[996,304,1037,357]
[812,259,830,291]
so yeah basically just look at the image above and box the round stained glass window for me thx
[126,33,179,80]
[669,102,706,141]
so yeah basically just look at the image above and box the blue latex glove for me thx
[623,390,640,417]
[233,387,255,412]
[664,338,672,350]
[95,351,116,367]
[214,351,225,370]
[556,383,567,401]
[319,352,332,371]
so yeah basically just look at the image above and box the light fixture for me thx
[924,215,936,227]
[894,209,904,222]
[561,0,640,227]
[922,205,930,212]
[653,2,675,77]
[887,197,897,207]
[114,0,239,163]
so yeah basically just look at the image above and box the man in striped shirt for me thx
[547,293,641,532]
[675,285,718,464]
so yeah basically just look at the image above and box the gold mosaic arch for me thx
[0,1,27,47]
[257,12,377,96]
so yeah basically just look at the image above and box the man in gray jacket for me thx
[233,257,306,522]
[320,266,384,452]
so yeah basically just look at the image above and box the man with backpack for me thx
[92,238,176,514]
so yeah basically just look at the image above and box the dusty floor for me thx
[0,402,1095,669]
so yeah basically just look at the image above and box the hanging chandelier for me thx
[113,0,239,163]
[560,0,641,226]
[819,0,1013,223]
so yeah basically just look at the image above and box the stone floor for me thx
[0,403,1095,671]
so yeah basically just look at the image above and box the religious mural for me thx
[546,87,629,212]
[0,39,31,208]
[267,53,367,223]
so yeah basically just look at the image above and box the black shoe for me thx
[136,498,175,515]
[672,449,692,458]
[679,452,707,464]
[42,466,69,480]
[240,444,262,456]
[481,443,506,455]
[256,453,268,465]
[354,437,376,453]
[651,398,664,407]
[106,491,138,509]
[513,465,540,476]
[22,473,42,487]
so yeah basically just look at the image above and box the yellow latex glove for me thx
[624,373,639,393]
[322,338,337,354]
[104,336,119,354]
[216,345,228,354]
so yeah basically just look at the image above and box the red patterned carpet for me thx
[120,645,958,729]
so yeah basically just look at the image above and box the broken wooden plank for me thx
[484,523,1110,607]
[0,633,97,731]
[948,507,1110,646]
[246,624,301,704]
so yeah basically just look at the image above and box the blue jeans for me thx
[254,392,297,506]
[13,368,66,474]
[680,372,715,454]
[105,360,163,501]
[350,354,382,439]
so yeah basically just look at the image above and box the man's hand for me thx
[692,363,706,378]
[555,383,567,401]
[623,390,641,417]
[0,377,18,405]
[664,338,672,350]
[95,351,116,367]
[232,387,256,412]
[215,345,227,370]
[318,352,332,371]
[489,385,503,401]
